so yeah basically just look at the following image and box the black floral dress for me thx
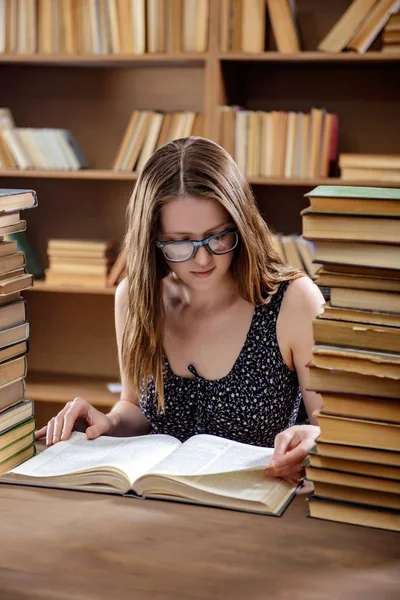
[140,281,302,447]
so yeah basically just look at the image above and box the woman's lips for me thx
[190,267,215,278]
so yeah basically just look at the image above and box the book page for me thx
[9,432,181,486]
[145,434,274,477]
[170,469,294,505]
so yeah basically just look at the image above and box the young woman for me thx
[37,137,324,484]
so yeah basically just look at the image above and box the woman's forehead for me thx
[159,196,231,234]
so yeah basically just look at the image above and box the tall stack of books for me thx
[46,239,116,289]
[0,189,37,476]
[339,153,400,183]
[301,185,400,532]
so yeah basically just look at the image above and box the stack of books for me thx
[218,106,338,179]
[318,0,399,54]
[46,239,116,289]
[0,108,88,172]
[382,10,400,52]
[339,153,400,183]
[0,189,38,476]
[113,110,203,172]
[301,185,400,532]
[0,0,209,55]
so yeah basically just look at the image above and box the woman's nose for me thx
[193,245,212,266]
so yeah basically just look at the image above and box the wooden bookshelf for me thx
[26,372,117,406]
[28,281,116,295]
[1,0,399,413]
[0,169,139,181]
[0,54,209,67]
[26,372,118,428]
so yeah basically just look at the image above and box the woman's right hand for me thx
[35,397,114,446]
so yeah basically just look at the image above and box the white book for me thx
[130,0,145,54]
[1,431,298,516]
[183,0,197,51]
[17,128,42,168]
[294,112,304,178]
[2,128,31,169]
[88,0,103,54]
[0,0,7,53]
[42,129,66,170]
[29,129,51,169]
[54,130,79,170]
[17,0,28,54]
[136,112,164,172]
[283,112,297,179]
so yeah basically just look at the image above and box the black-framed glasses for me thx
[156,228,239,263]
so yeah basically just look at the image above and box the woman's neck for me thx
[175,272,241,317]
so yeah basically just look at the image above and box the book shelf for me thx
[0,0,399,427]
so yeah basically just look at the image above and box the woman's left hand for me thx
[264,425,320,484]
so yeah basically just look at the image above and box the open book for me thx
[1,432,298,516]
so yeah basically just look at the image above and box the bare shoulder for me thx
[281,276,325,318]
[115,277,128,309]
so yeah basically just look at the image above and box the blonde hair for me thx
[122,137,303,409]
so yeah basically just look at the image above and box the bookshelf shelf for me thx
[247,177,398,188]
[26,372,117,407]
[1,53,398,67]
[0,169,139,181]
[1,170,397,189]
[0,53,208,67]
[218,52,400,63]
[27,281,116,295]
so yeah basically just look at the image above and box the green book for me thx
[305,186,400,200]
[304,186,400,217]
[6,231,44,278]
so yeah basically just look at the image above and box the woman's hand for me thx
[264,424,320,484]
[35,397,115,447]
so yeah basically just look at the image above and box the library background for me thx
[0,0,399,530]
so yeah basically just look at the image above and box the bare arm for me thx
[289,276,325,424]
[266,277,325,480]
[107,278,152,437]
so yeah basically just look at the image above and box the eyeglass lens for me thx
[163,231,237,261]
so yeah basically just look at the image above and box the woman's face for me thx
[158,196,236,289]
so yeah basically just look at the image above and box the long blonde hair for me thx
[122,137,303,409]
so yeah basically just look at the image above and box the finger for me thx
[35,425,47,440]
[269,439,312,472]
[271,432,292,461]
[60,399,88,441]
[86,419,109,440]
[52,404,73,444]
[46,418,55,447]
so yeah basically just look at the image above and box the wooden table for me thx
[0,484,399,600]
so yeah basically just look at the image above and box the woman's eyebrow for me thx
[163,222,234,236]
